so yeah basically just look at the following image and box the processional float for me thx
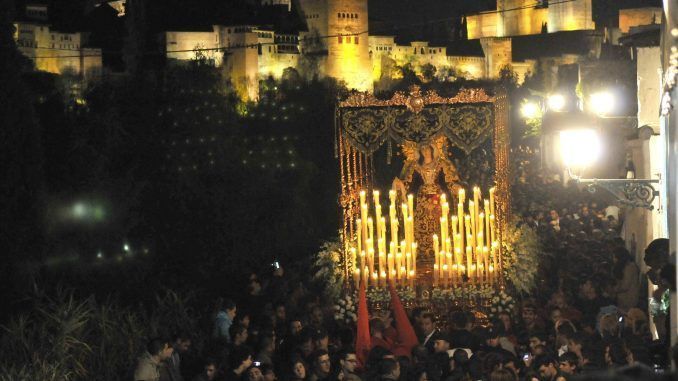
[334,85,510,315]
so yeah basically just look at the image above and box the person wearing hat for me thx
[432,331,452,354]
[479,327,513,359]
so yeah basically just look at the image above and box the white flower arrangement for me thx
[502,216,541,294]
[431,288,453,303]
[488,290,516,320]
[432,285,494,303]
[333,294,357,324]
[396,287,416,302]
[366,287,390,303]
[312,239,345,301]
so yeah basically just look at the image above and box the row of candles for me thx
[434,187,500,287]
[350,190,418,288]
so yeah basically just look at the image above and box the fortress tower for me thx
[297,0,372,91]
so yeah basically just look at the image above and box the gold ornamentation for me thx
[336,86,511,289]
[405,85,425,113]
[339,85,495,109]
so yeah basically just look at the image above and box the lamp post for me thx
[559,129,661,210]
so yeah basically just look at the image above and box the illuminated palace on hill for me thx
[12,1,664,101]
[163,0,651,100]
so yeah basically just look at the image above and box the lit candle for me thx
[381,217,387,243]
[356,218,362,256]
[442,264,448,287]
[389,190,396,206]
[360,250,366,276]
[457,200,464,251]
[489,187,495,217]
[483,246,490,284]
[484,200,491,248]
[433,263,439,286]
[469,201,476,249]
[378,249,385,286]
[466,245,472,284]
[478,212,485,243]
[354,268,360,287]
[476,246,483,285]
[446,251,453,284]
[363,266,369,287]
[412,242,417,277]
[407,194,414,217]
[388,243,395,273]
[409,270,415,288]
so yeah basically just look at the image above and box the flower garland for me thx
[502,216,541,294]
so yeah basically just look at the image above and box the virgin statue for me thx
[392,139,461,259]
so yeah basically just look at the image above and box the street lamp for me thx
[559,129,660,210]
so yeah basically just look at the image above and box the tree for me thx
[420,63,437,83]
[0,0,47,301]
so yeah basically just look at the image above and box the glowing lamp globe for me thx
[589,91,615,115]
[520,101,539,119]
[559,129,601,170]
[547,94,566,112]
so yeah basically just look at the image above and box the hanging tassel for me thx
[387,138,392,165]
[334,108,339,159]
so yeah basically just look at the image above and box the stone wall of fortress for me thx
[467,0,594,39]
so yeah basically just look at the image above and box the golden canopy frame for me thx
[335,85,510,283]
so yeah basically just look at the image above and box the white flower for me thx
[334,314,340,320]
[334,305,340,311]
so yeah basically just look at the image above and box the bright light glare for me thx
[520,102,539,119]
[123,244,129,252]
[547,94,566,112]
[589,91,614,115]
[72,202,87,218]
[559,129,601,169]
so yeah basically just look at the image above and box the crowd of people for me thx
[132,239,675,381]
[132,148,676,381]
